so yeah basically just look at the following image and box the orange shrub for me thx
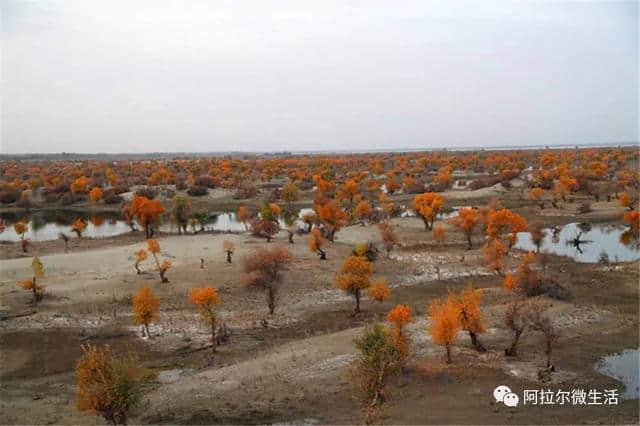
[368,279,391,302]
[75,344,142,425]
[433,224,445,244]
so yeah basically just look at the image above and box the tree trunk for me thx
[545,339,552,368]
[318,248,326,260]
[135,263,141,274]
[445,343,452,363]
[469,331,486,352]
[144,323,150,339]
[505,329,523,357]
[466,233,472,250]
[421,215,430,230]
[355,288,361,314]
[211,319,217,353]
[287,231,294,244]
[267,286,275,315]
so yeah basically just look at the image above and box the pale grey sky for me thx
[1,0,638,154]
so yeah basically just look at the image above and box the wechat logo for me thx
[494,385,519,407]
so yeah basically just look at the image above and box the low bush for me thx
[187,185,208,196]
[0,189,20,204]
[135,187,157,199]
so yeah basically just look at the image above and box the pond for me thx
[0,208,317,242]
[514,222,639,263]
[400,205,466,220]
[595,349,639,400]
[0,210,129,242]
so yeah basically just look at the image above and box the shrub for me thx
[194,175,216,188]
[60,193,77,206]
[469,175,501,190]
[233,184,258,200]
[112,185,130,194]
[578,202,592,214]
[0,189,20,204]
[44,192,61,203]
[175,179,187,190]
[103,194,124,204]
[368,279,391,302]
[352,242,378,263]
[135,187,157,199]
[243,246,292,315]
[187,185,208,196]
[75,344,143,425]
[352,323,404,425]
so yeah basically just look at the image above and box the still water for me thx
[596,349,639,400]
[0,209,316,242]
[514,222,639,263]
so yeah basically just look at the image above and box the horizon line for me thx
[1,140,638,158]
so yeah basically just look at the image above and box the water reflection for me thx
[596,349,639,400]
[0,208,318,242]
[515,223,639,263]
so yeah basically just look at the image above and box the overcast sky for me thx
[1,0,638,154]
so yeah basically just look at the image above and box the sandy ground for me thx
[0,204,638,424]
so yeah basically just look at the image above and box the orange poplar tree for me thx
[427,297,461,363]
[354,200,373,226]
[486,208,528,249]
[71,217,87,238]
[146,239,170,283]
[453,208,481,249]
[89,187,103,204]
[386,304,413,355]
[448,286,486,352]
[336,255,372,314]
[377,222,398,257]
[309,227,327,259]
[315,199,347,241]
[14,220,30,252]
[19,256,45,303]
[483,238,508,275]
[129,196,164,238]
[132,285,159,338]
[189,286,222,352]
[412,192,444,230]
[133,249,147,275]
